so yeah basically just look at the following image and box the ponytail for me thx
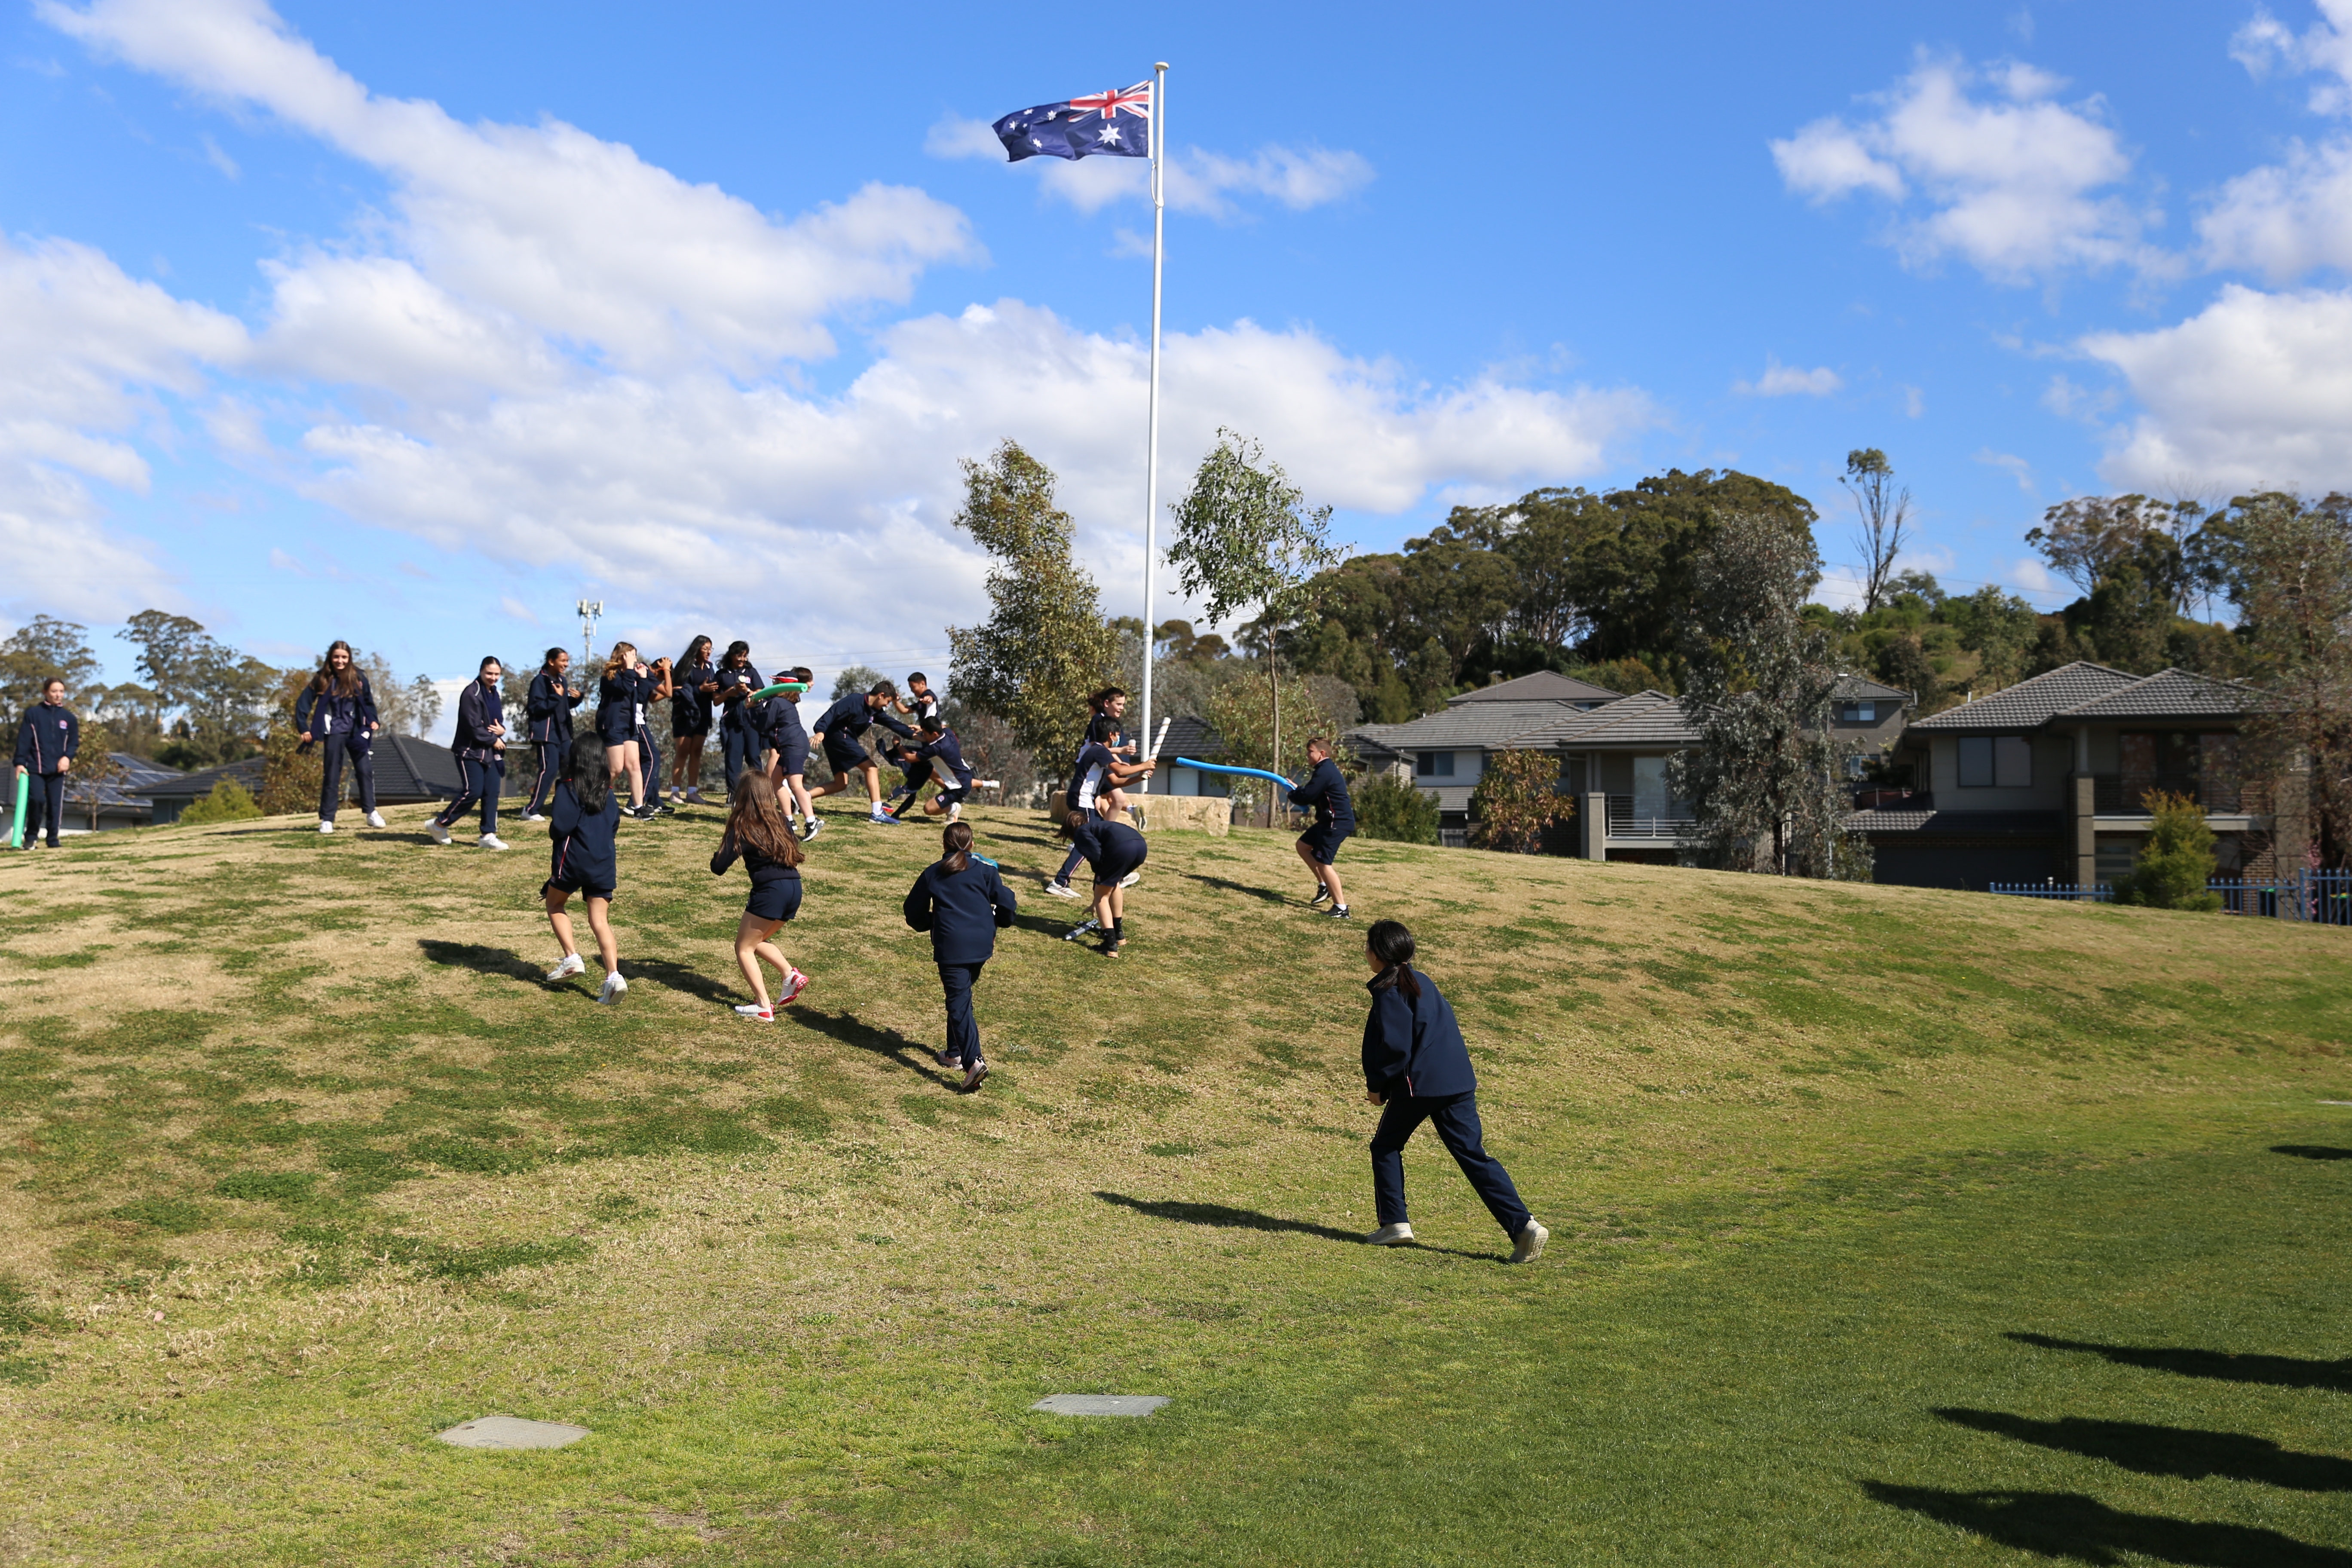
[942,819,974,873]
[1367,919,1421,1001]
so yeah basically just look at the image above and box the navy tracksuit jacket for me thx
[814,695,913,766]
[545,780,619,896]
[1291,757,1357,832]
[437,680,506,833]
[903,857,1017,1066]
[524,667,578,815]
[12,702,77,848]
[1361,966,1530,1238]
[296,674,380,821]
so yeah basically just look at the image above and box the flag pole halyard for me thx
[1137,60,1167,794]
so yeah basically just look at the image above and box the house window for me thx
[1957,736,2033,789]
[1839,702,1877,724]
[1416,751,1455,777]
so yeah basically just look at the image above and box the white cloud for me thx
[1733,357,1841,396]
[1771,55,2156,282]
[498,595,537,624]
[925,110,1372,219]
[1902,384,1925,418]
[2080,282,2352,492]
[0,233,245,622]
[2202,5,2352,278]
[2231,2,2352,111]
[2010,557,2060,595]
[199,132,238,179]
[1974,448,2037,492]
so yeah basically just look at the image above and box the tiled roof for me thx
[1906,662,2141,732]
[2057,668,2265,720]
[1844,808,2066,836]
[1510,691,1700,748]
[1354,699,1600,750]
[142,755,266,799]
[1341,724,1406,761]
[1446,670,1623,705]
[373,734,475,799]
[111,753,187,791]
[1834,674,1914,703]
[1158,715,1227,762]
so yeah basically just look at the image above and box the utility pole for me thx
[577,599,603,672]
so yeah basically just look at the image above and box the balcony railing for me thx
[1607,796,1697,839]
[2092,775,2202,812]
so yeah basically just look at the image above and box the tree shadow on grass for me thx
[626,958,739,1006]
[1182,873,1285,905]
[2008,1333,2352,1393]
[417,939,543,985]
[1861,1482,2352,1567]
[1936,1409,2352,1492]
[792,1007,954,1088]
[2272,1144,2352,1161]
[1093,1191,1496,1261]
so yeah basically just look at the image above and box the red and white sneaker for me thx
[777,968,811,1005]
[733,1003,775,1023]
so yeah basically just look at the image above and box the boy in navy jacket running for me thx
[903,820,1016,1091]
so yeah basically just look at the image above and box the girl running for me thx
[542,744,627,1005]
[901,820,1016,1091]
[709,770,812,1023]
[429,656,508,849]
[294,640,383,833]
[669,634,717,806]
[1056,803,1147,957]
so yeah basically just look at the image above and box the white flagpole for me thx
[1137,61,1167,793]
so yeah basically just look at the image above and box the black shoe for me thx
[1328,904,1351,920]
[1309,886,1331,906]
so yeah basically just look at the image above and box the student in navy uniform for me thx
[896,715,975,821]
[709,770,812,1023]
[1289,735,1356,919]
[1055,802,1147,956]
[294,640,384,834]
[11,677,77,850]
[521,646,581,822]
[1043,692,1154,898]
[896,671,940,727]
[712,642,765,791]
[633,654,676,814]
[429,656,510,850]
[879,738,931,820]
[762,665,819,838]
[1357,919,1548,1262]
[541,743,628,1005]
[595,641,656,818]
[902,819,1016,1091]
[668,634,717,807]
[810,680,915,824]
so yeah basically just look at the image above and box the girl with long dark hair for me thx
[1357,919,1547,1262]
[670,634,717,807]
[712,641,765,790]
[294,640,383,833]
[429,655,508,849]
[542,741,626,1004]
[709,770,811,1022]
[902,819,1016,1091]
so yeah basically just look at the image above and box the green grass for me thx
[0,802,2349,1564]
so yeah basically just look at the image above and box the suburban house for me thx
[1850,662,2290,890]
[143,756,269,825]
[1348,669,1912,858]
[1154,715,1234,799]
[144,735,505,827]
[0,752,185,837]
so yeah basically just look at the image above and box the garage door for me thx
[1871,842,2061,891]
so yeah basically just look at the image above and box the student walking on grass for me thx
[429,657,508,850]
[713,642,765,790]
[710,771,811,1023]
[1359,919,1548,1263]
[902,820,1015,1092]
[295,640,384,834]
[11,677,76,850]
[542,744,627,1005]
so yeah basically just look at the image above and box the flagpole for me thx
[1137,60,1167,794]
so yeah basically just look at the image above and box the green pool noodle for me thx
[7,770,24,849]
[745,681,811,701]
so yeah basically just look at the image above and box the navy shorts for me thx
[1093,842,1148,885]
[746,878,803,924]
[772,738,809,776]
[671,702,712,738]
[542,876,615,903]
[1299,824,1351,865]
[822,738,867,775]
[935,784,970,806]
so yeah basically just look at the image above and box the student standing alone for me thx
[295,640,384,833]
[11,677,77,850]
[902,820,1015,1091]
[1357,919,1547,1262]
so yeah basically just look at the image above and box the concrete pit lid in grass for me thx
[437,1415,591,1450]
[1031,1394,1168,1417]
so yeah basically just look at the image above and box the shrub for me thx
[178,778,263,825]
[2116,790,2222,911]
[1356,772,1439,845]
[1470,750,1572,853]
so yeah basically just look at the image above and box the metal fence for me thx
[1991,870,2352,923]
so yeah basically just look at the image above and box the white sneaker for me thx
[1511,1220,1550,1265]
[684,788,707,805]
[946,802,962,821]
[317,820,334,834]
[364,810,386,828]
[777,968,811,1005]
[520,812,548,824]
[733,1002,775,1022]
[1119,871,1140,888]
[669,787,684,802]
[960,1060,989,1092]
[1043,880,1081,900]
[1365,1222,1415,1246]
[545,953,586,982]
[597,971,627,1006]
[428,820,451,845]
[478,834,508,851]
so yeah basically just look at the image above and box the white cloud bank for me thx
[1733,358,1841,396]
[21,0,1645,658]
[925,113,1374,220]
[1771,55,2158,282]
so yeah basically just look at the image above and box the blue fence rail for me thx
[1991,870,2352,924]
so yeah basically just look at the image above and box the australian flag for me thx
[992,81,1152,162]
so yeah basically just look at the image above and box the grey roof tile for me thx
[2056,668,2264,720]
[1357,700,1601,750]
[1510,691,1700,748]
[1158,715,1227,761]
[1447,670,1624,705]
[1834,674,1914,702]
[1907,662,2141,732]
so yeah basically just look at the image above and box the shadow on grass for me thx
[2272,1143,2352,1161]
[1860,1482,2352,1567]
[627,957,739,1005]
[1936,1409,2352,1492]
[793,1008,954,1087]
[417,939,542,984]
[1182,873,1285,905]
[2008,1333,2352,1392]
[1093,1191,1496,1261]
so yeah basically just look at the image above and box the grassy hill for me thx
[2,802,2348,1565]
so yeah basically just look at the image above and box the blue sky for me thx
[8,0,2352,710]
